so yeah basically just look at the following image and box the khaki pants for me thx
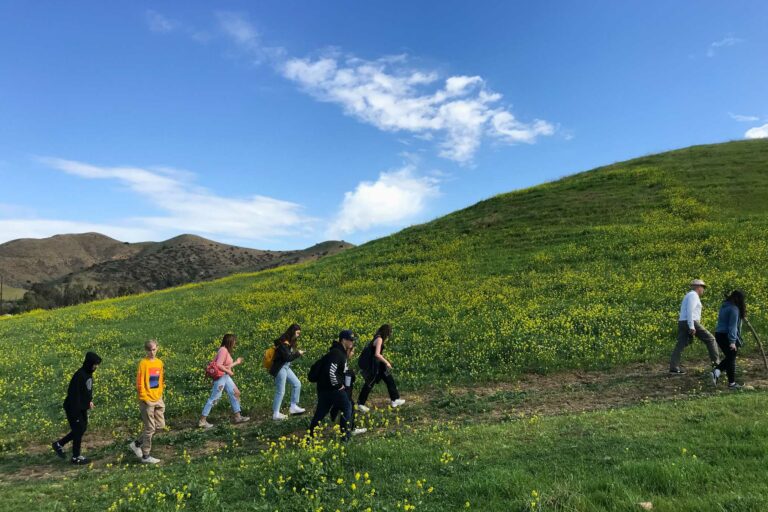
[139,398,165,457]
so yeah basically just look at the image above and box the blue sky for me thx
[1,1,766,249]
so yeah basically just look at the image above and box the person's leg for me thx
[223,375,242,413]
[715,334,738,384]
[381,372,400,401]
[201,378,225,417]
[309,391,334,437]
[357,378,375,405]
[139,400,156,457]
[72,411,88,458]
[272,367,288,416]
[58,409,80,447]
[286,368,302,406]
[694,321,720,365]
[670,321,691,371]
[333,391,353,440]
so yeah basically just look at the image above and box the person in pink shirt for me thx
[199,334,250,428]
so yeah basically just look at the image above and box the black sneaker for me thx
[669,368,685,374]
[52,442,65,459]
[71,455,89,465]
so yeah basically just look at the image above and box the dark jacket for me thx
[317,342,348,392]
[358,336,386,381]
[270,341,301,377]
[63,351,102,414]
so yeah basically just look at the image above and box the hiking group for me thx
[670,279,748,390]
[51,279,749,465]
[51,323,405,465]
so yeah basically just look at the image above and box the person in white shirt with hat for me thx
[669,278,720,374]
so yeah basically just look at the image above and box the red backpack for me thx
[205,358,224,379]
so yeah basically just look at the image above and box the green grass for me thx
[0,140,767,447]
[2,391,766,511]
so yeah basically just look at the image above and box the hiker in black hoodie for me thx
[308,330,358,441]
[52,351,102,464]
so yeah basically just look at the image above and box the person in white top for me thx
[669,279,720,374]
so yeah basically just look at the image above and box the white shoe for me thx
[289,404,306,415]
[391,399,406,408]
[352,428,367,436]
[273,412,288,421]
[198,419,214,429]
[128,441,143,459]
[711,369,721,386]
[141,455,160,464]
[355,404,370,413]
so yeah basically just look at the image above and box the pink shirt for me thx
[215,346,233,371]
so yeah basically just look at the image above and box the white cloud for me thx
[0,219,155,244]
[146,10,176,33]
[37,158,314,242]
[281,54,554,163]
[729,112,760,122]
[216,11,285,63]
[707,37,744,57]
[328,166,440,237]
[745,123,768,139]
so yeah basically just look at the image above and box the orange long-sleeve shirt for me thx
[136,358,164,402]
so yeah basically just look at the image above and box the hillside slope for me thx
[0,139,766,445]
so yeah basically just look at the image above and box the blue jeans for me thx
[273,364,301,415]
[201,375,241,416]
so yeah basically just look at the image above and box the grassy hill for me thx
[1,139,768,511]
[1,140,767,435]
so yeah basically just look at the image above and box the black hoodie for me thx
[63,351,102,414]
[317,342,348,392]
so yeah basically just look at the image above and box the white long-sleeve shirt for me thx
[678,290,702,329]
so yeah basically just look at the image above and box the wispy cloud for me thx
[216,11,285,63]
[745,123,768,139]
[327,165,440,237]
[281,54,554,163]
[707,36,744,57]
[729,112,760,122]
[145,9,210,42]
[37,158,314,243]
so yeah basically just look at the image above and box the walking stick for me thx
[743,318,768,373]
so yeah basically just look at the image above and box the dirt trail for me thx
[4,355,767,482]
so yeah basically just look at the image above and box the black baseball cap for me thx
[339,330,358,342]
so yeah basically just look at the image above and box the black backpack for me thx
[307,354,327,383]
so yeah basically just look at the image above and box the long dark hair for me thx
[276,323,301,346]
[374,324,392,342]
[725,290,746,319]
[221,333,237,352]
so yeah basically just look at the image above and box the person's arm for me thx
[727,306,740,350]
[684,294,696,332]
[373,338,392,369]
[329,353,344,390]
[136,361,148,402]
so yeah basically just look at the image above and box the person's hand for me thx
[386,362,393,370]
[689,328,696,336]
[730,343,737,351]
[298,350,305,356]
[235,357,244,365]
[89,401,95,409]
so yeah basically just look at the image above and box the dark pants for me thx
[670,320,720,370]
[330,385,355,426]
[358,371,400,406]
[715,332,738,384]
[57,409,88,457]
[310,389,352,440]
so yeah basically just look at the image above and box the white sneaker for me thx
[391,399,406,408]
[128,441,143,459]
[355,404,370,413]
[273,412,288,421]
[289,404,306,415]
[198,418,214,429]
[352,428,367,436]
[141,455,160,464]
[710,369,721,386]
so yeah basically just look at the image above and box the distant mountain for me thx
[0,233,353,307]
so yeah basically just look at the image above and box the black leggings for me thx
[57,409,88,457]
[358,371,400,405]
[715,332,738,384]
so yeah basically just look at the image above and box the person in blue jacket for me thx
[711,290,747,390]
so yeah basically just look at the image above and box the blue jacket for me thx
[715,301,743,345]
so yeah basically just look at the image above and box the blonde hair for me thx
[145,339,158,351]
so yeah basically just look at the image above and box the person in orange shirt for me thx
[129,340,165,464]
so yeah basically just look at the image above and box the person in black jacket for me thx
[356,324,404,412]
[52,351,102,464]
[308,330,360,441]
[270,323,306,420]
[330,344,366,435]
